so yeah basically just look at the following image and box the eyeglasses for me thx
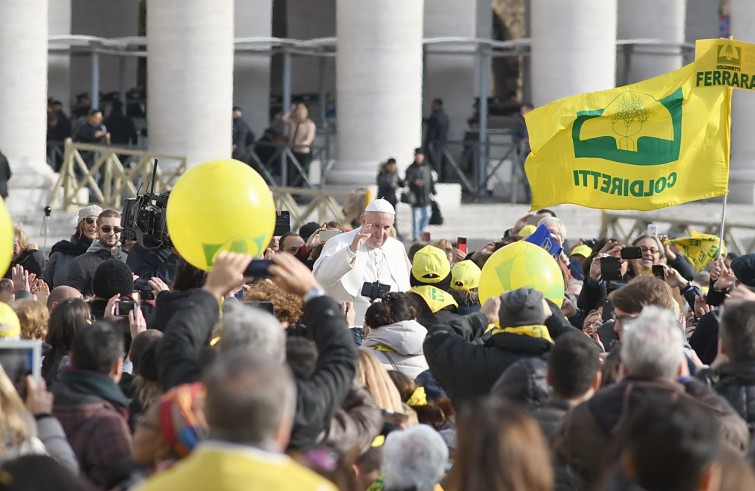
[83,217,95,225]
[100,226,122,234]
[639,246,659,254]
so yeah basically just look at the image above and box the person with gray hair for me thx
[137,350,337,491]
[554,306,749,490]
[621,306,685,380]
[219,304,285,362]
[382,424,448,491]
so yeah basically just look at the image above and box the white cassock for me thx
[313,227,411,327]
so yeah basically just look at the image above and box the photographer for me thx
[127,242,179,287]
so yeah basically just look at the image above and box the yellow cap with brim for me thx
[450,260,482,292]
[412,246,451,284]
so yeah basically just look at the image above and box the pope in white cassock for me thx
[313,198,411,327]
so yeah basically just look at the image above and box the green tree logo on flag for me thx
[571,88,683,166]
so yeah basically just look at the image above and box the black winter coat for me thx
[700,361,755,432]
[63,242,128,296]
[404,162,435,208]
[424,301,578,405]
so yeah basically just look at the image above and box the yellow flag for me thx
[524,62,731,211]
[695,38,755,91]
[668,230,726,272]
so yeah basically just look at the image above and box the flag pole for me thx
[717,194,728,260]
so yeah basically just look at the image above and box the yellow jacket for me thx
[135,442,336,491]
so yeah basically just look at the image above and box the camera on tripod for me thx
[121,159,172,251]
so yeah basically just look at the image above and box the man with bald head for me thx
[314,199,411,326]
[47,285,83,313]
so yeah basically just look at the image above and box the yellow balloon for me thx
[479,241,565,307]
[0,198,13,277]
[167,159,275,271]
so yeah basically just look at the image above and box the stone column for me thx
[617,0,686,84]
[48,0,72,111]
[423,0,491,142]
[530,0,618,107]
[147,0,234,166]
[330,0,424,184]
[234,0,272,137]
[729,0,755,203]
[0,0,56,221]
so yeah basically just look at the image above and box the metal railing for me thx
[48,138,186,211]
[246,138,334,188]
[600,209,755,256]
[271,186,357,231]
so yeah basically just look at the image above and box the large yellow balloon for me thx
[0,198,12,276]
[167,159,275,271]
[479,241,565,307]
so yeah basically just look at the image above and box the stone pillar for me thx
[147,0,235,166]
[331,0,424,184]
[48,0,72,112]
[423,0,491,142]
[617,0,686,84]
[729,0,755,203]
[530,0,618,107]
[0,0,56,221]
[234,0,272,137]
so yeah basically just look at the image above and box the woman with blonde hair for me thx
[4,226,45,280]
[445,396,553,491]
[357,349,416,425]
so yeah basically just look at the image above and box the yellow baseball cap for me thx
[412,246,451,284]
[518,224,537,238]
[571,245,593,258]
[0,303,20,338]
[451,260,482,292]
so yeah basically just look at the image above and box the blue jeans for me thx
[412,205,432,239]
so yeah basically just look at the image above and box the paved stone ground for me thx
[396,200,755,253]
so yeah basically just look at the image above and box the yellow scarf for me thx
[490,324,554,343]
[410,285,458,313]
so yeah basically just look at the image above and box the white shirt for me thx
[313,227,411,327]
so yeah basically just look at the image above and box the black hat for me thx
[498,288,546,327]
[414,147,424,155]
[92,259,134,299]
[731,254,755,287]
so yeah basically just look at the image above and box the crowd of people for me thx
[0,198,755,490]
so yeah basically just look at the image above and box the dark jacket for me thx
[424,108,449,145]
[126,244,179,286]
[52,369,131,489]
[63,241,128,296]
[155,289,358,452]
[404,161,435,208]
[376,169,401,206]
[4,249,46,279]
[424,303,576,405]
[103,110,137,146]
[42,235,93,288]
[0,151,11,199]
[490,357,550,411]
[698,360,755,432]
[553,377,749,490]
[532,396,574,443]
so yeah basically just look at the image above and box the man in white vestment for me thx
[313,199,411,327]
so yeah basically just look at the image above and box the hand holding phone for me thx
[457,237,467,254]
[244,259,273,278]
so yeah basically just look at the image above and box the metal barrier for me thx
[425,136,517,198]
[48,138,186,211]
[599,209,755,256]
[247,140,333,187]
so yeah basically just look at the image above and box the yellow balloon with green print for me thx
[0,198,13,276]
[167,159,275,271]
[479,241,565,307]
